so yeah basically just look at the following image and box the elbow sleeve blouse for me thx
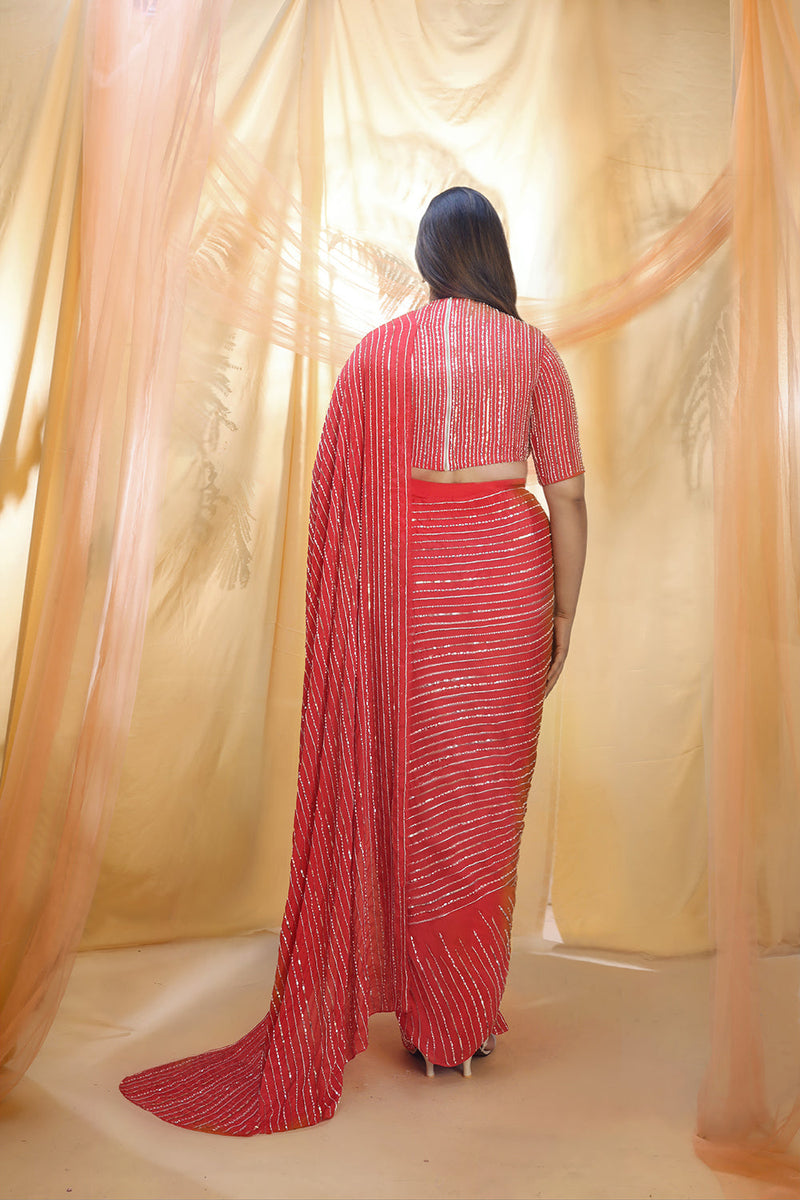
[410,297,584,482]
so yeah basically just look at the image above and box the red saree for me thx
[120,298,582,1133]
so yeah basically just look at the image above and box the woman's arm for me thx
[542,473,587,698]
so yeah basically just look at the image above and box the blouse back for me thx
[410,297,583,486]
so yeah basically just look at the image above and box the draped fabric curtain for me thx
[0,0,798,1191]
[694,1,800,1189]
[0,0,227,1097]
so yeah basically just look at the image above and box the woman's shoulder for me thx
[357,307,423,354]
[463,301,545,363]
[339,308,425,379]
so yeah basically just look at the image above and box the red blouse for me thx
[410,297,584,486]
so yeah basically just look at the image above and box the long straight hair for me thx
[414,187,520,320]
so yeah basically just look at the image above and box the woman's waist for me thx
[409,474,530,502]
[410,460,527,485]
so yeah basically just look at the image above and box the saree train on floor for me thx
[120,297,584,1133]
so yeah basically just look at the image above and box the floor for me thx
[2,928,790,1200]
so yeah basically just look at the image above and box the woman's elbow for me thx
[543,473,586,508]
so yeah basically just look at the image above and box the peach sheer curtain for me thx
[0,0,227,1094]
[0,0,798,1191]
[694,0,800,1191]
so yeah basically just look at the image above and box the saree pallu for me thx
[399,478,553,1067]
[121,312,420,1134]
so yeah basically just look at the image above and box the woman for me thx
[120,186,586,1134]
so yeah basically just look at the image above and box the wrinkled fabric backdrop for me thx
[1,0,799,1191]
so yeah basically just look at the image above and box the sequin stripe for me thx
[530,330,584,486]
[359,315,416,1013]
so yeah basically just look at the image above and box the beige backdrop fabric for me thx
[1,0,735,956]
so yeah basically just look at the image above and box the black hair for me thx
[414,186,519,320]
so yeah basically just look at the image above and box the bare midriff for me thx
[410,460,527,482]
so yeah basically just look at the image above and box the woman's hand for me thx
[544,612,573,698]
